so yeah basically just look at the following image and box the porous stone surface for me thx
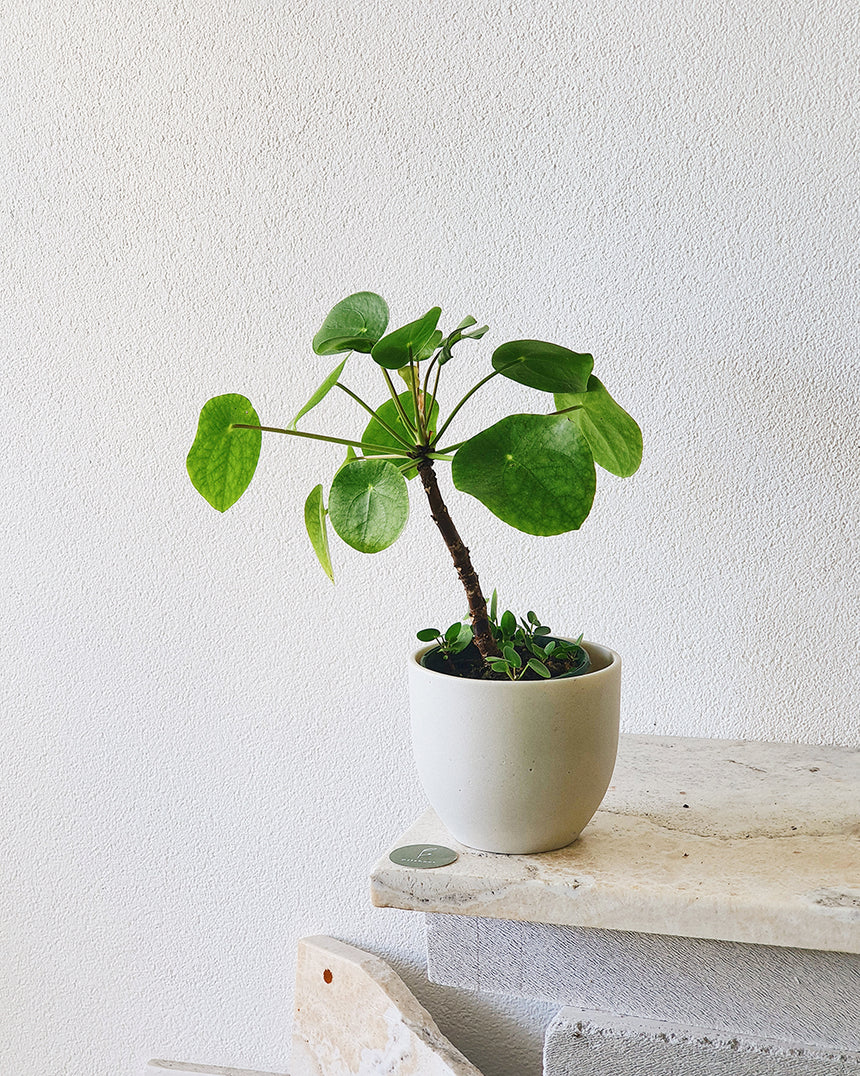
[425,915,860,1050]
[291,936,485,1076]
[543,1008,860,1076]
[145,1064,287,1076]
[371,736,860,954]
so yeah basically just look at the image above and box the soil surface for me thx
[421,640,591,681]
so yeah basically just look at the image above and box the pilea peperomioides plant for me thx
[187,291,642,676]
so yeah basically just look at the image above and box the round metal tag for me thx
[389,843,458,869]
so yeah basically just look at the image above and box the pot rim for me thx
[411,638,620,686]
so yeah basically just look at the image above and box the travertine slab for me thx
[146,1064,287,1076]
[371,736,860,954]
[544,1008,860,1076]
[291,936,484,1076]
[425,915,860,1050]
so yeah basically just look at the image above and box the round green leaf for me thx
[328,459,409,553]
[417,628,441,642]
[313,292,389,355]
[452,413,596,535]
[304,484,334,583]
[371,307,442,369]
[186,394,261,512]
[451,623,473,652]
[555,375,642,478]
[492,340,594,394]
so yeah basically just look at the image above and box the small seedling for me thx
[416,622,474,657]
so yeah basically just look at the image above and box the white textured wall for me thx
[2,2,857,1075]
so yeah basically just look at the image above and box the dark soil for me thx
[421,639,591,681]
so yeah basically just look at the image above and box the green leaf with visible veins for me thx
[371,307,442,369]
[328,458,409,553]
[452,413,596,535]
[186,394,261,512]
[492,340,593,393]
[313,292,389,355]
[304,484,334,582]
[291,358,347,429]
[554,375,643,478]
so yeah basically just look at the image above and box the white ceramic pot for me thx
[408,640,621,854]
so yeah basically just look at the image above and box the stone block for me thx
[425,915,860,1050]
[292,935,485,1076]
[544,1008,860,1076]
[145,1064,286,1076]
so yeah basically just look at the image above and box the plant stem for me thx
[422,353,439,401]
[428,360,442,425]
[382,369,418,436]
[232,424,397,455]
[432,368,501,444]
[415,457,500,661]
[408,357,428,443]
[334,384,414,448]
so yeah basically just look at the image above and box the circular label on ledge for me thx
[389,844,458,869]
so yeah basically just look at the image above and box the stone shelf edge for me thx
[370,735,860,954]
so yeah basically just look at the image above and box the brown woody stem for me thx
[416,457,500,661]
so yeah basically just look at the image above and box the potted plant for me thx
[186,292,642,854]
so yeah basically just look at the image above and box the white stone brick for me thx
[292,935,485,1076]
[544,1008,860,1076]
[145,1063,287,1076]
[426,915,860,1050]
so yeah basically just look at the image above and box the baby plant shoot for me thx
[187,292,642,679]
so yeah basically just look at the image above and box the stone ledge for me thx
[371,736,860,954]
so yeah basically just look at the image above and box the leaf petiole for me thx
[231,423,398,455]
[433,367,505,443]
[382,368,418,436]
[407,354,428,444]
[335,383,415,448]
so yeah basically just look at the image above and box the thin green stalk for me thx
[422,352,440,401]
[547,404,585,416]
[428,360,442,423]
[408,356,428,444]
[381,368,417,435]
[335,383,414,448]
[432,368,502,443]
[232,424,397,455]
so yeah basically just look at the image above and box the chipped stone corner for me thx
[292,935,485,1076]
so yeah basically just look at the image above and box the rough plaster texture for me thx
[1,3,858,1076]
